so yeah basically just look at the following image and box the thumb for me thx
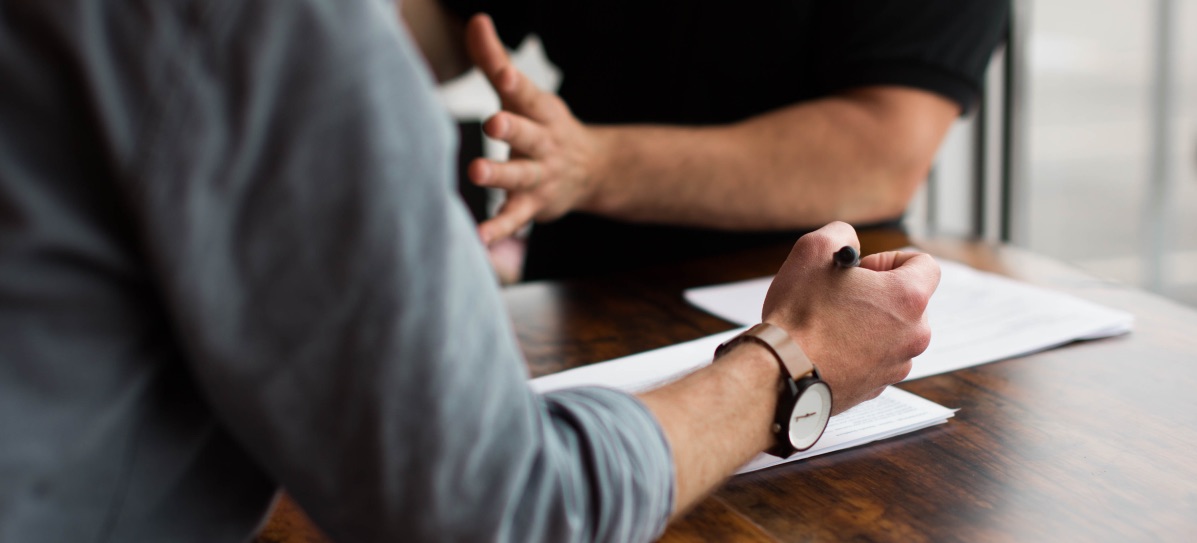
[860,250,929,272]
[865,251,941,302]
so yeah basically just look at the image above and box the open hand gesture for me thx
[465,15,603,245]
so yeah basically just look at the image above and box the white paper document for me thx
[531,332,957,474]
[683,258,1135,381]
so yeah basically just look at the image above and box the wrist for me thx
[710,340,783,452]
[575,125,620,214]
[718,339,785,393]
[717,323,833,456]
[762,318,811,358]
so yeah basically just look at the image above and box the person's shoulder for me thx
[204,0,399,49]
[189,0,417,101]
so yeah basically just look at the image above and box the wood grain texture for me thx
[259,231,1197,542]
[256,494,328,543]
[658,497,777,543]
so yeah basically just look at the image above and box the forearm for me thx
[583,87,956,230]
[637,342,780,517]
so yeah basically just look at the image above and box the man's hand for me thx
[465,14,603,245]
[762,222,940,415]
[460,15,958,242]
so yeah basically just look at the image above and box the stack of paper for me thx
[530,256,1133,473]
[530,331,956,474]
[684,258,1135,381]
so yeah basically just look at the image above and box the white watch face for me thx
[788,381,832,451]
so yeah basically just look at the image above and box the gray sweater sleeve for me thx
[114,1,674,541]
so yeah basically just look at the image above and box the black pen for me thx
[833,245,860,268]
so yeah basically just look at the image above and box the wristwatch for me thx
[715,323,833,457]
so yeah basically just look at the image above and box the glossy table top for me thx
[258,231,1197,542]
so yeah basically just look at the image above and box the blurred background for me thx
[913,0,1197,308]
[1022,0,1195,307]
[440,0,1197,308]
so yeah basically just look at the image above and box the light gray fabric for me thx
[0,1,674,541]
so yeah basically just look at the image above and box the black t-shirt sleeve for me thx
[812,0,1010,113]
[437,0,534,50]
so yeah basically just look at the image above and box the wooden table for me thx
[257,230,1197,542]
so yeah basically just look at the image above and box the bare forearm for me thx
[583,87,957,230]
[637,343,779,517]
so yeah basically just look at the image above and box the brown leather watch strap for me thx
[716,323,816,380]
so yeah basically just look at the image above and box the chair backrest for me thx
[910,0,1028,244]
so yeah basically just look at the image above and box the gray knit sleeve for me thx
[121,1,674,541]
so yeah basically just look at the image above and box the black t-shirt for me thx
[442,0,1010,280]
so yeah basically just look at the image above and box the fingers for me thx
[860,251,938,359]
[906,314,933,359]
[859,249,927,272]
[478,195,538,245]
[465,14,509,84]
[469,158,543,190]
[878,252,941,301]
[495,67,550,118]
[466,15,552,119]
[486,236,525,285]
[859,250,898,272]
[483,113,549,157]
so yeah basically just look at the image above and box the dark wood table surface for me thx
[257,230,1197,542]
